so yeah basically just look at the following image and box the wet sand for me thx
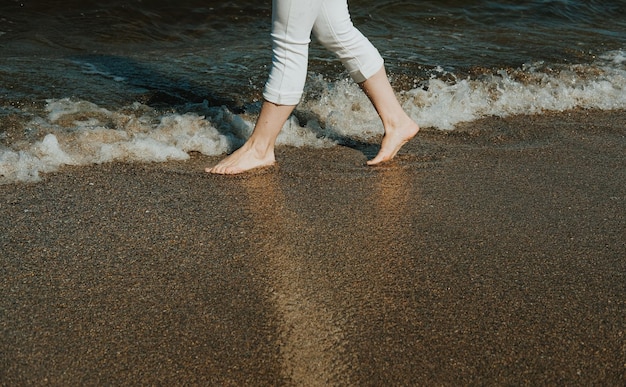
[1,109,625,385]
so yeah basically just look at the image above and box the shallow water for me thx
[1,0,625,182]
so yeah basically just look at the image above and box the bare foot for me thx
[205,142,275,175]
[367,120,419,165]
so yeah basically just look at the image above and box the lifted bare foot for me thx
[205,142,275,175]
[367,120,419,165]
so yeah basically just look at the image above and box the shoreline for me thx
[1,109,625,385]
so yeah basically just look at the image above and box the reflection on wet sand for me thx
[372,165,415,229]
[334,164,428,382]
[240,173,352,385]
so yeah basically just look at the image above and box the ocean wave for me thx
[1,51,624,184]
[401,50,626,129]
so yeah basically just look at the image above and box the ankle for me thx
[244,137,275,159]
[382,113,413,131]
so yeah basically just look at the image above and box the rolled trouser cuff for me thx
[346,56,384,84]
[262,85,303,106]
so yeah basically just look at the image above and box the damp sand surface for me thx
[1,110,625,385]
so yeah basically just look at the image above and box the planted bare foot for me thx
[367,120,420,165]
[205,143,275,175]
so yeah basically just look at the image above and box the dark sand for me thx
[1,109,625,386]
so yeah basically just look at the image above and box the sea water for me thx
[1,0,625,182]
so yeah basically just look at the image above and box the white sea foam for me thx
[1,51,624,183]
[1,102,225,183]
[307,50,626,132]
[0,99,334,183]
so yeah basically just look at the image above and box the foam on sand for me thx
[1,50,624,183]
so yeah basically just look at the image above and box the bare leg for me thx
[205,101,295,174]
[360,67,419,165]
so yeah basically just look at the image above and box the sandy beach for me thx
[1,109,625,385]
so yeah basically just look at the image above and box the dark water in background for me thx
[1,0,625,182]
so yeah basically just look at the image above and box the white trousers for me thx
[263,0,384,105]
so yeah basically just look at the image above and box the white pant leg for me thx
[313,0,384,83]
[263,0,384,105]
[263,0,322,105]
